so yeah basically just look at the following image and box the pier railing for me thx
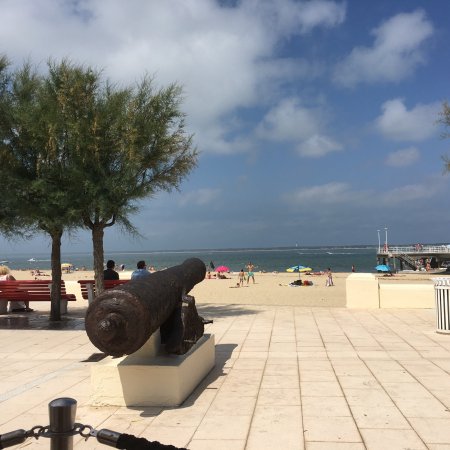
[380,245,450,255]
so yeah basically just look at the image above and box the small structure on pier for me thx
[377,244,450,271]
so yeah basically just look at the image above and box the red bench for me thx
[78,279,129,304]
[0,280,76,314]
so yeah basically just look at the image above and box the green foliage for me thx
[439,101,450,173]
[72,75,197,231]
[0,59,81,234]
[0,56,197,298]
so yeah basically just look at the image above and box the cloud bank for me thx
[0,0,346,155]
[256,98,342,157]
[375,99,441,142]
[385,147,420,167]
[334,9,434,87]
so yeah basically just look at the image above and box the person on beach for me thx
[103,260,119,280]
[131,260,152,280]
[326,267,334,287]
[246,262,256,284]
[0,265,33,312]
[238,269,245,286]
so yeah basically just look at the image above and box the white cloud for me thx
[256,98,342,157]
[297,134,342,157]
[196,123,253,155]
[284,177,445,209]
[256,98,320,141]
[284,182,364,205]
[178,188,221,206]
[380,183,437,205]
[385,147,420,167]
[334,10,433,87]
[376,99,440,141]
[255,0,346,35]
[0,0,345,156]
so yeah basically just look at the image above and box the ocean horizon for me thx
[1,245,383,273]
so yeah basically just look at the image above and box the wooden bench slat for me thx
[0,280,76,302]
[77,279,129,300]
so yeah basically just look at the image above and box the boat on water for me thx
[28,258,36,262]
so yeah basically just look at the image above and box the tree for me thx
[1,57,198,308]
[0,57,22,237]
[439,101,450,172]
[67,73,197,294]
[0,60,90,320]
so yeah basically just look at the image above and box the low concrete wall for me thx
[379,283,434,308]
[346,273,434,309]
[346,273,379,308]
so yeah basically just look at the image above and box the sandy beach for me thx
[9,268,441,307]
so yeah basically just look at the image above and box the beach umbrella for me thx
[216,265,230,273]
[286,265,312,273]
[61,263,73,272]
[375,264,391,272]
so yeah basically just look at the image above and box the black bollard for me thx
[48,398,77,450]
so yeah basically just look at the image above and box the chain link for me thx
[77,424,94,440]
[26,425,46,439]
[25,423,97,441]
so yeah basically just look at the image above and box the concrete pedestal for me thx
[91,332,215,407]
[346,273,379,308]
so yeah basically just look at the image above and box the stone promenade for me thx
[0,304,449,449]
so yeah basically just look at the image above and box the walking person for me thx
[246,262,256,284]
[326,267,334,287]
[238,269,245,286]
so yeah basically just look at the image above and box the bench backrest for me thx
[78,279,129,300]
[0,280,72,300]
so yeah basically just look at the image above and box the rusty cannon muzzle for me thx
[85,258,207,357]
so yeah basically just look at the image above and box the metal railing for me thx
[380,245,450,254]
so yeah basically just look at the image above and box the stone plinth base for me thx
[91,334,215,407]
[346,273,379,308]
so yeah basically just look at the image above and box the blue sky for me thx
[1,0,450,253]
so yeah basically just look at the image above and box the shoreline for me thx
[6,269,444,308]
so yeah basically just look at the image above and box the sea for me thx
[0,246,379,273]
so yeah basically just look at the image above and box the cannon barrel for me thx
[85,258,206,357]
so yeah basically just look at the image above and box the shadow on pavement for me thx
[0,312,85,330]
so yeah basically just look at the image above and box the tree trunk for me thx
[92,224,105,295]
[50,230,63,321]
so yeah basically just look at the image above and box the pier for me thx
[377,244,450,271]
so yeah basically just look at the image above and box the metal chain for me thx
[26,425,46,439]
[25,423,97,441]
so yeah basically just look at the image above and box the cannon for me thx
[85,258,209,357]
